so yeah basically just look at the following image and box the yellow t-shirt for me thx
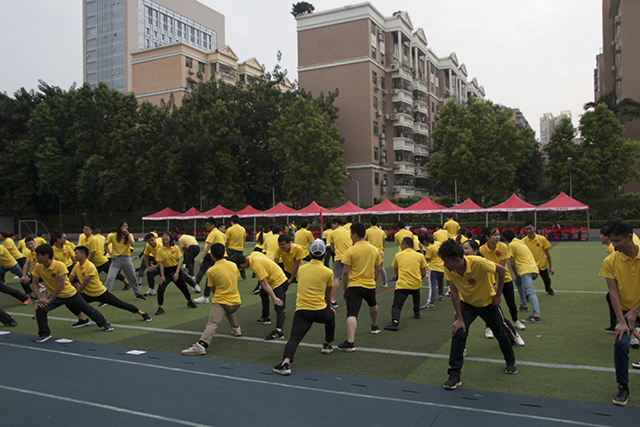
[327,226,352,261]
[433,229,449,243]
[295,260,333,311]
[156,245,181,268]
[207,259,241,306]
[71,260,106,297]
[344,222,352,232]
[294,228,315,256]
[274,243,306,274]
[3,238,24,260]
[143,240,163,258]
[248,252,287,290]
[322,228,332,244]
[66,240,77,251]
[600,248,640,314]
[342,240,382,289]
[365,226,386,253]
[206,228,226,247]
[443,219,460,239]
[77,234,87,247]
[23,249,37,268]
[264,234,281,262]
[178,234,198,250]
[17,238,26,252]
[479,242,513,282]
[424,241,445,272]
[53,244,75,268]
[225,224,246,251]
[444,255,496,307]
[394,229,413,250]
[457,235,469,245]
[521,234,552,270]
[33,260,77,298]
[34,237,47,247]
[255,231,267,251]
[392,248,428,290]
[0,245,17,268]
[86,234,108,267]
[106,232,132,256]
[508,239,539,275]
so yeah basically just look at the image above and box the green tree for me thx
[512,127,545,198]
[426,97,533,203]
[584,91,640,124]
[291,2,314,17]
[574,104,640,198]
[543,116,577,190]
[269,97,346,207]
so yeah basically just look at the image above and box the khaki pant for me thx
[200,303,241,345]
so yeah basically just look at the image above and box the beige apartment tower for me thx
[297,2,485,206]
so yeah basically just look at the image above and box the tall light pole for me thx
[567,157,573,198]
[347,173,360,221]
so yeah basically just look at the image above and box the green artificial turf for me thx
[2,240,638,406]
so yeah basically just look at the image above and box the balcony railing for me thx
[413,122,429,136]
[393,138,414,152]
[393,162,416,175]
[393,185,416,197]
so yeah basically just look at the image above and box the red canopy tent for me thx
[257,202,299,218]
[235,205,263,219]
[486,194,536,212]
[292,201,332,216]
[177,207,203,219]
[403,197,445,214]
[328,201,363,216]
[536,192,590,240]
[364,199,405,215]
[198,205,235,219]
[141,207,182,233]
[444,198,486,213]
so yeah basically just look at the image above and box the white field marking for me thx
[0,342,612,427]
[7,312,637,375]
[0,383,213,427]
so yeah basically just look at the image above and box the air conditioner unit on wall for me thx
[384,114,389,120]
[189,68,195,74]
[375,84,380,91]
[390,63,399,71]
[376,110,382,117]
[380,133,386,140]
[391,89,399,95]
[379,33,384,41]
[383,89,388,95]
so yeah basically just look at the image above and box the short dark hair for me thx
[25,236,34,244]
[331,217,343,226]
[438,239,464,260]
[159,231,174,246]
[229,253,248,267]
[370,215,378,226]
[35,243,54,259]
[351,222,366,238]
[524,221,534,228]
[145,233,155,241]
[37,231,44,237]
[401,236,414,247]
[75,246,89,257]
[84,224,95,231]
[502,229,516,242]
[231,215,240,223]
[206,217,217,227]
[419,232,434,244]
[301,219,309,228]
[346,216,353,222]
[278,233,292,243]
[604,219,633,238]
[210,243,225,260]
[272,226,282,234]
[397,220,405,229]
[463,239,480,254]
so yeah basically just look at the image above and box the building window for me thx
[432,102,435,113]
[380,53,385,66]
[374,147,379,160]
[382,101,387,115]
[382,125,387,136]
[375,172,380,185]
[199,62,205,73]
[382,150,387,164]
[186,57,193,68]
[371,21,376,35]
[146,27,149,34]
[373,96,378,110]
[372,71,377,85]
[145,39,149,48]
[381,77,386,90]
[373,121,379,135]
[431,64,436,73]
[383,174,388,185]
[372,46,376,60]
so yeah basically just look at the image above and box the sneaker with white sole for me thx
[321,343,333,354]
[631,337,640,349]
[194,296,209,304]
[181,343,206,356]
[71,319,91,328]
[231,326,242,337]
[273,362,291,375]
[505,362,518,374]
[194,285,201,293]
[36,334,52,343]
[143,289,156,296]
[444,374,462,390]
[613,383,630,406]
[265,330,284,340]
[371,325,381,334]
[485,327,494,339]
[337,340,355,352]
[514,320,526,330]
[141,313,152,322]
[514,333,525,346]
[256,317,271,325]
[104,323,114,332]
[522,315,541,324]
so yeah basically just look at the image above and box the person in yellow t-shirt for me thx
[225,215,246,280]
[196,219,226,288]
[50,231,76,273]
[394,221,415,253]
[322,225,333,268]
[343,216,353,232]
[34,232,47,247]
[70,246,150,324]
[522,221,555,295]
[337,222,382,352]
[274,234,305,285]
[20,237,41,298]
[154,232,197,315]
[503,229,541,323]
[231,251,286,340]
[439,239,516,390]
[103,220,143,299]
[599,219,640,406]
[294,219,315,260]
[455,227,470,246]
[181,242,243,357]
[175,229,200,279]
[327,217,353,308]
[433,226,449,244]
[383,237,427,331]
[31,243,112,342]
[365,216,387,287]
[17,235,28,253]
[1,230,25,268]
[419,233,445,309]
[443,215,460,239]
[264,226,283,266]
[0,243,32,304]
[254,225,267,254]
[273,239,335,375]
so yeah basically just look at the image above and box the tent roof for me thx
[142,207,182,220]
[536,192,589,211]
[292,201,332,216]
[328,201,364,216]
[235,205,263,218]
[486,194,536,212]
[257,202,299,218]
[364,199,405,215]
[444,198,486,213]
[403,196,445,214]
[199,205,235,218]
[173,207,202,219]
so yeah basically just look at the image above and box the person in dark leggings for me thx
[0,307,18,327]
[194,223,227,303]
[154,232,197,315]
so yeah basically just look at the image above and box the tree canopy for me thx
[291,2,314,17]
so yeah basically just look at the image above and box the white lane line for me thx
[7,312,635,374]
[0,383,213,427]
[0,343,611,427]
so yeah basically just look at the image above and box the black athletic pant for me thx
[195,253,212,286]
[501,280,518,322]
[0,307,16,325]
[391,289,420,322]
[227,248,246,279]
[36,293,108,336]
[283,306,335,363]
[607,292,616,329]
[0,280,30,303]
[157,265,191,306]
[537,268,552,293]
[260,281,288,329]
[81,291,139,314]
[184,245,200,277]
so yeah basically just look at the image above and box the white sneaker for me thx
[12,275,19,279]
[631,337,640,348]
[194,284,201,293]
[181,343,206,356]
[514,320,526,330]
[143,288,156,296]
[193,296,209,304]
[231,326,242,337]
[514,333,525,346]
[485,327,494,339]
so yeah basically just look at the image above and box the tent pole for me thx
[534,211,537,230]
[485,212,488,227]
[254,217,256,242]
[587,210,590,241]
[142,220,145,234]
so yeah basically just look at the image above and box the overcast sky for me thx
[0,0,603,138]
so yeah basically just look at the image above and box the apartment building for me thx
[539,111,572,146]
[83,0,225,92]
[297,2,485,205]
